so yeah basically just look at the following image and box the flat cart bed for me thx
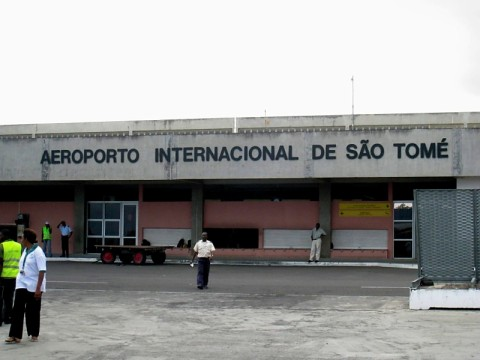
[95,245,175,265]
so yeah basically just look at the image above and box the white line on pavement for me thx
[48,281,108,284]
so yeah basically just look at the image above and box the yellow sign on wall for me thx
[339,202,391,217]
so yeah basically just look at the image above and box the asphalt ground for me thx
[1,260,480,359]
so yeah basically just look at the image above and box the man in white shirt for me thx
[5,228,46,343]
[309,223,327,263]
[57,221,72,258]
[191,232,215,290]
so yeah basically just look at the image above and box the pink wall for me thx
[331,200,392,229]
[330,199,394,258]
[138,200,318,249]
[0,202,75,254]
[0,198,395,258]
[204,200,319,247]
[205,200,318,228]
[138,202,192,236]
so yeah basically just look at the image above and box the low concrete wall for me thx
[410,288,480,310]
[331,249,388,259]
[167,248,310,261]
[168,248,391,261]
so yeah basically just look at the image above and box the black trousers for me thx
[9,288,42,339]
[0,278,16,324]
[197,258,211,287]
[61,235,69,257]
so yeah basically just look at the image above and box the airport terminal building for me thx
[1,112,479,261]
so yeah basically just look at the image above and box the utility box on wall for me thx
[15,213,30,236]
[16,213,30,227]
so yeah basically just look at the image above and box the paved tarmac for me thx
[1,258,480,360]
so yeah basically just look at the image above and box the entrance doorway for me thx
[393,201,414,258]
[86,201,138,253]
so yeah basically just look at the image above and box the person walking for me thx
[191,232,215,290]
[41,222,53,257]
[309,222,327,263]
[5,228,46,343]
[57,221,72,258]
[0,229,22,326]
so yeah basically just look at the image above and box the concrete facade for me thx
[1,112,479,260]
[2,124,480,182]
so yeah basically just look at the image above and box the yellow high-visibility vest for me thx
[1,240,22,278]
[42,226,52,240]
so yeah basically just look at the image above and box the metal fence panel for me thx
[415,189,476,282]
[475,192,480,281]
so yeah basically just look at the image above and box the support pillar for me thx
[319,182,332,257]
[191,183,204,245]
[74,184,85,254]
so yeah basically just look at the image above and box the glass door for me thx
[122,204,137,246]
[86,201,138,252]
[393,201,414,258]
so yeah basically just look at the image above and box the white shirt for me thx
[16,245,47,292]
[193,240,215,258]
[311,227,326,240]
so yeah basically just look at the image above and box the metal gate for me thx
[415,189,479,282]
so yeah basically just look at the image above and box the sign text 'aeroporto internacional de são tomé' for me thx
[39,138,449,165]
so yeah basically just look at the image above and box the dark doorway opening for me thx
[203,228,259,249]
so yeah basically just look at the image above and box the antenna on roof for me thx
[351,76,355,127]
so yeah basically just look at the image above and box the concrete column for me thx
[138,184,144,245]
[319,182,332,258]
[388,182,394,259]
[191,183,204,245]
[74,184,85,254]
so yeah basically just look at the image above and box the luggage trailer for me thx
[95,245,175,265]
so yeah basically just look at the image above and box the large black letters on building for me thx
[40,148,140,164]
[154,145,299,163]
[39,139,449,165]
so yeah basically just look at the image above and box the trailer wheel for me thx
[101,250,116,264]
[133,251,146,265]
[151,251,166,265]
[119,253,133,264]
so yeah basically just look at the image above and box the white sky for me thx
[1,0,479,125]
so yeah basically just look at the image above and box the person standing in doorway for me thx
[0,229,22,326]
[5,228,46,344]
[41,222,52,257]
[191,232,215,290]
[309,222,327,263]
[57,221,72,258]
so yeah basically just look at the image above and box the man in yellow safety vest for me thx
[0,228,22,325]
[42,222,53,257]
